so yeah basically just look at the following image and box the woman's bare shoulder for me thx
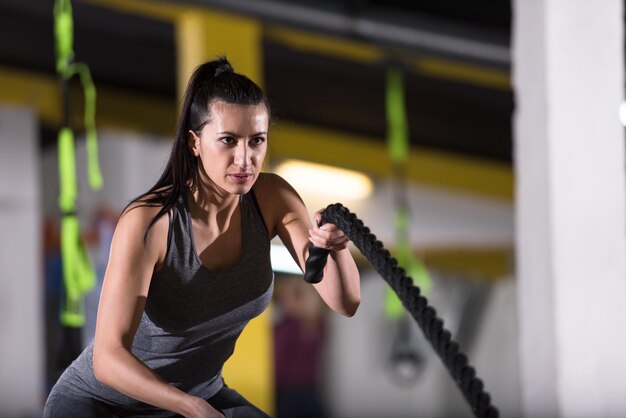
[120,201,165,227]
[116,197,171,255]
[253,172,309,234]
[254,172,300,196]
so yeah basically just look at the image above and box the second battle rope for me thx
[304,203,499,418]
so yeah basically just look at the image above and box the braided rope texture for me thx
[321,203,499,418]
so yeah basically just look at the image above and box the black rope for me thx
[304,203,499,418]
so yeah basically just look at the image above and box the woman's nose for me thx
[234,143,250,167]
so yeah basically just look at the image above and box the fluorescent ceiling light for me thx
[271,243,302,274]
[274,159,373,200]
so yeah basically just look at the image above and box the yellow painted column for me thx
[176,10,274,415]
[176,10,263,96]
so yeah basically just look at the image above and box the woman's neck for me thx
[188,177,239,226]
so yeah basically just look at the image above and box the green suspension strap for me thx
[54,0,103,327]
[385,67,431,319]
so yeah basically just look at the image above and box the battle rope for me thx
[304,203,499,418]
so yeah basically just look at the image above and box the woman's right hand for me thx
[184,396,225,418]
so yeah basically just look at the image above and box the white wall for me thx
[293,178,514,250]
[42,130,172,219]
[324,270,521,418]
[0,105,43,417]
[472,277,521,416]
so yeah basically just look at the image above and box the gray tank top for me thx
[55,190,274,416]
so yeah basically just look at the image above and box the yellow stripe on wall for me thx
[422,247,512,280]
[264,26,382,63]
[264,24,510,91]
[0,65,512,202]
[77,0,184,22]
[415,57,511,91]
[270,121,513,200]
[0,67,62,126]
[0,66,176,134]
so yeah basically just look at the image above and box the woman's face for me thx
[189,100,268,196]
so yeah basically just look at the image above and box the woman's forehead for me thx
[211,102,268,124]
[206,101,269,131]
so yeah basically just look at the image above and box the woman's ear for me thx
[187,130,200,156]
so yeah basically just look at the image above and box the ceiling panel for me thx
[0,0,513,163]
[264,41,513,162]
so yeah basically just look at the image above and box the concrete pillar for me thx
[0,105,43,416]
[513,0,626,416]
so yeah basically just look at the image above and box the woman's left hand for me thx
[308,210,350,252]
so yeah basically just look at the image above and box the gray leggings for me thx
[43,385,271,418]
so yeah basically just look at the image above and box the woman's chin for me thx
[226,182,254,195]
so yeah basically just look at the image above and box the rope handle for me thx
[303,203,499,418]
[303,211,330,283]
[303,244,329,283]
[303,214,331,283]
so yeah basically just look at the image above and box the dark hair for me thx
[127,56,270,240]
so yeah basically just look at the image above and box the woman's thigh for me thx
[45,382,270,418]
[44,391,117,418]
[208,386,271,418]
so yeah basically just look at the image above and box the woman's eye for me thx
[220,137,236,145]
[251,137,265,146]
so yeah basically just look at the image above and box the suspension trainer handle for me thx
[303,210,331,284]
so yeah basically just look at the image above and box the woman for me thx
[44,57,360,418]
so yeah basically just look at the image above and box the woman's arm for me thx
[308,212,361,316]
[92,204,222,418]
[256,173,360,316]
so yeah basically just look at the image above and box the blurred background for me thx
[1,0,625,417]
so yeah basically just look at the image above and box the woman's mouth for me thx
[229,173,252,184]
